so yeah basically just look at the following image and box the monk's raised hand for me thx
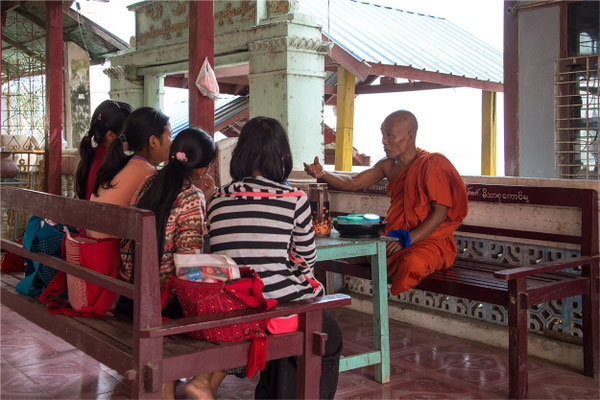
[303,156,324,178]
[386,240,403,257]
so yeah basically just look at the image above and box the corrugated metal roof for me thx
[299,0,503,84]
[169,95,249,135]
[1,2,129,81]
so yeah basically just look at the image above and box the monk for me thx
[303,110,468,294]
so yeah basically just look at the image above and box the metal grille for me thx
[554,55,599,179]
[1,9,46,147]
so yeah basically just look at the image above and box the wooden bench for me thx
[315,183,599,399]
[0,187,351,399]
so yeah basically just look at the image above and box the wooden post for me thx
[132,213,162,398]
[188,0,214,136]
[296,310,323,399]
[581,190,599,378]
[508,278,528,399]
[334,65,355,171]
[481,90,497,175]
[1,11,4,119]
[45,1,63,195]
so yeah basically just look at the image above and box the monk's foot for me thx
[161,381,176,400]
[184,375,215,400]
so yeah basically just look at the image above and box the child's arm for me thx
[290,195,317,271]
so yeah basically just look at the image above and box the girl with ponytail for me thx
[88,107,172,238]
[75,100,133,200]
[120,128,218,400]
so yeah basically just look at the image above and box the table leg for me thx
[370,242,390,383]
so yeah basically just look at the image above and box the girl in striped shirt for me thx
[207,117,342,399]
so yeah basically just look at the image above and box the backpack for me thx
[15,216,76,296]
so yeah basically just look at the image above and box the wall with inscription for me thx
[128,1,280,51]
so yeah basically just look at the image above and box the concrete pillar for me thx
[143,74,164,111]
[248,18,329,170]
[63,41,90,149]
[104,65,144,109]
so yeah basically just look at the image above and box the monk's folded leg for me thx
[386,242,445,295]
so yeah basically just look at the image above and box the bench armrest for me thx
[140,293,351,338]
[493,255,600,280]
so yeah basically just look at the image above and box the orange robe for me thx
[385,149,468,295]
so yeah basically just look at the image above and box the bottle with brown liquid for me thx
[308,183,331,237]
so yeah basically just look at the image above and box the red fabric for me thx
[264,314,298,334]
[385,149,468,294]
[85,144,106,200]
[1,238,26,273]
[40,235,120,317]
[172,268,277,377]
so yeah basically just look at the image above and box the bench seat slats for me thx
[1,281,134,373]
[1,276,325,377]
[454,257,580,280]
[1,271,350,378]
[429,267,575,289]
[415,279,508,306]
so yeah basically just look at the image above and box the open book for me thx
[174,253,240,282]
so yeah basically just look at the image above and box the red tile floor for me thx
[1,304,598,399]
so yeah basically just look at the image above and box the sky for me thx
[78,0,505,176]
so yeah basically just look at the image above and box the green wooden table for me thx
[315,233,391,384]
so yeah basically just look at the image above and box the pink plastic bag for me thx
[195,57,219,101]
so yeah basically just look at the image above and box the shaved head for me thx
[383,110,418,137]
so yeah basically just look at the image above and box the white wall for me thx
[518,6,560,178]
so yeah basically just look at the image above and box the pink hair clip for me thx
[175,152,188,162]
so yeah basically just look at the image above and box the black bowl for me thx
[333,219,386,238]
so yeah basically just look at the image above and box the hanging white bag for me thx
[195,57,220,101]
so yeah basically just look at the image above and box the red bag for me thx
[40,234,120,318]
[1,238,26,273]
[171,268,277,377]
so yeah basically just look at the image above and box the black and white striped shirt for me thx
[207,176,324,302]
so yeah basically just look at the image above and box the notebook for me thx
[174,253,240,282]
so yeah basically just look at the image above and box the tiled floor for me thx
[1,304,598,399]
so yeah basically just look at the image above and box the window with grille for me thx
[554,2,599,180]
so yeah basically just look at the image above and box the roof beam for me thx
[369,63,504,92]
[62,6,129,51]
[215,108,249,132]
[2,35,45,64]
[323,34,371,81]
[1,1,21,13]
[355,82,455,94]
[215,63,249,79]
[13,6,46,30]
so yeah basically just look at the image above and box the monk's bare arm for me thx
[409,202,448,244]
[304,157,387,191]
